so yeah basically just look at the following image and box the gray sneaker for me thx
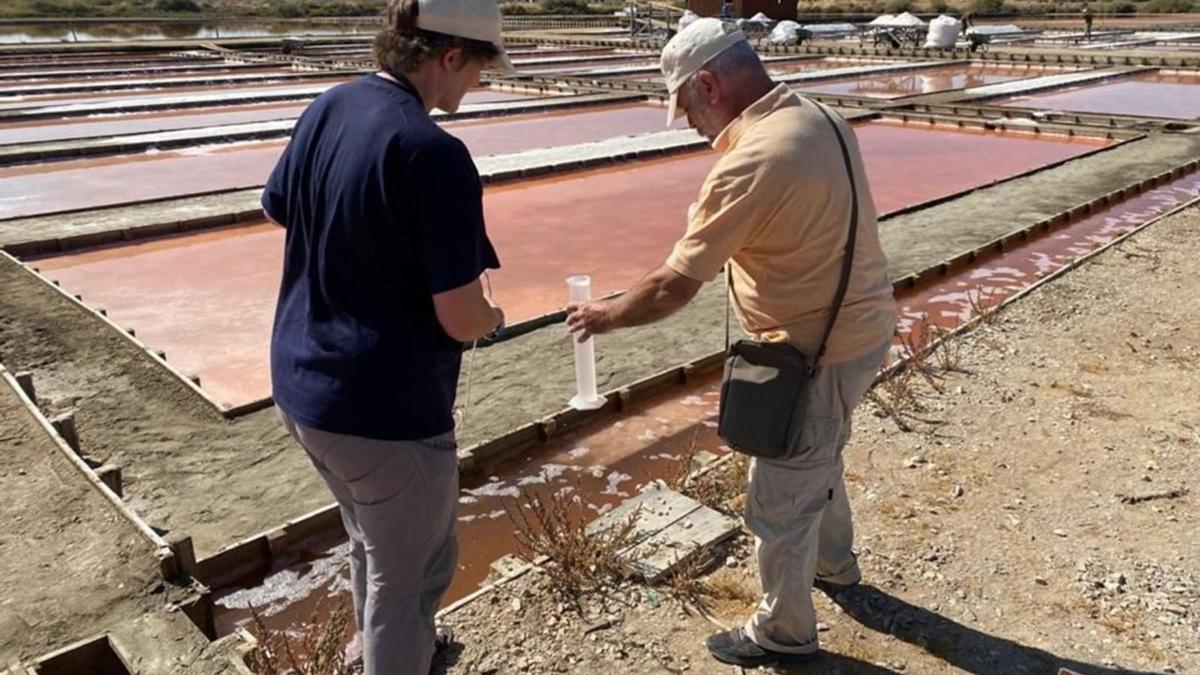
[704,628,819,668]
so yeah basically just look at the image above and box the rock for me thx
[725,556,739,568]
[816,622,830,632]
[952,484,964,498]
[1052,529,1068,538]
[1035,577,1048,586]
[510,597,523,613]
[904,456,926,469]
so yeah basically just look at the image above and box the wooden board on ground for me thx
[588,481,740,584]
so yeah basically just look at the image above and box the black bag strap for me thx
[723,101,860,371]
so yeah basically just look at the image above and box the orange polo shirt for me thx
[666,84,896,364]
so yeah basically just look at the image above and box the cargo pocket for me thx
[784,415,843,466]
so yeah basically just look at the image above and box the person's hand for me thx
[565,301,613,343]
[486,305,505,340]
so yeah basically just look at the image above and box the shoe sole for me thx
[708,650,820,668]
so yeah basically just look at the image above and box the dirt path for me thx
[439,204,1200,674]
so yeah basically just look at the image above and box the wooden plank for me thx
[587,481,739,583]
[587,481,698,544]
[627,507,741,583]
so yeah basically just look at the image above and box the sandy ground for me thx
[438,204,1200,674]
[0,368,245,671]
[0,258,315,558]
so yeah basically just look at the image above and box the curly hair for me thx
[373,0,500,76]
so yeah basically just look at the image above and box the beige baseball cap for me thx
[660,18,746,125]
[416,0,515,73]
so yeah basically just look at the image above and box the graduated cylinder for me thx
[566,275,606,410]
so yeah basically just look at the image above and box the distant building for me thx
[688,0,797,20]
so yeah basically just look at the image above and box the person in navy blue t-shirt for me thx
[262,0,510,672]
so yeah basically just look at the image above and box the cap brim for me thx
[493,47,516,75]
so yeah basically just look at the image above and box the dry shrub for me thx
[683,453,749,516]
[664,429,704,491]
[245,598,349,675]
[866,364,925,433]
[931,324,968,375]
[702,568,759,610]
[660,551,758,618]
[658,546,710,607]
[897,315,944,393]
[505,485,641,599]
[966,288,1002,325]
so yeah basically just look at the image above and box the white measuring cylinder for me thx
[566,275,606,411]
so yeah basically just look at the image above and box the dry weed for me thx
[505,485,640,600]
[701,568,759,610]
[664,428,704,492]
[897,315,944,393]
[931,324,970,375]
[683,453,749,516]
[966,288,1002,325]
[866,364,927,433]
[658,546,710,608]
[245,598,349,675]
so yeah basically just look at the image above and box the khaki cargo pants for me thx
[742,340,890,655]
[280,411,459,675]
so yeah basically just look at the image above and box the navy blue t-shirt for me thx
[264,74,499,441]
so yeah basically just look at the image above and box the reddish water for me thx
[897,171,1200,334]
[993,70,1200,120]
[213,169,1200,641]
[797,63,1073,99]
[214,372,728,635]
[0,101,669,221]
[26,123,1110,406]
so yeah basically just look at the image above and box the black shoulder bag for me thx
[716,103,861,459]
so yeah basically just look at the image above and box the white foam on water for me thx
[216,540,353,615]
[465,482,520,499]
[603,471,632,495]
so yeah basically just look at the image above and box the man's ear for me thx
[694,70,719,105]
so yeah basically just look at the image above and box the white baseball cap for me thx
[660,18,746,125]
[417,0,515,73]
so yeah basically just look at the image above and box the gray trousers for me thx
[742,340,889,654]
[280,411,459,675]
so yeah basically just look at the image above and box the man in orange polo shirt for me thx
[565,18,895,669]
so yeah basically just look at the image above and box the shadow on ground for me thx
[781,583,1168,675]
